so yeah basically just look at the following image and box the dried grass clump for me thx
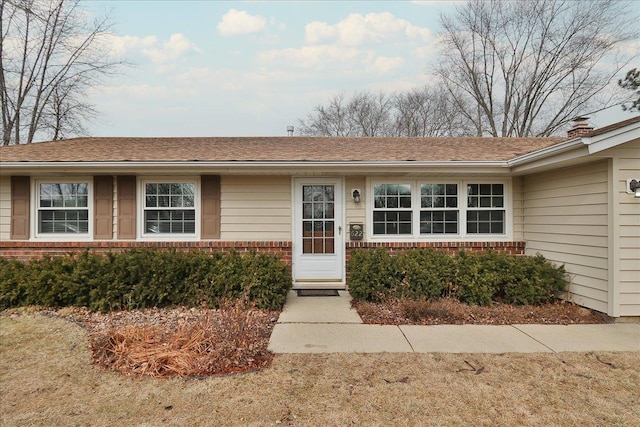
[90,300,276,378]
[354,297,608,325]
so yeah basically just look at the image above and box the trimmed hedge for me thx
[348,249,566,306]
[0,249,292,312]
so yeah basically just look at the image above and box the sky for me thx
[85,0,640,138]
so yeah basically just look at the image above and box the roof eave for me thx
[582,120,640,154]
[509,119,640,174]
[508,139,591,174]
[0,160,512,175]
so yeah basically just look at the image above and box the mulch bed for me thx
[52,304,280,378]
[352,297,610,325]
[42,296,608,378]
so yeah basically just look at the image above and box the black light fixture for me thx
[352,189,361,203]
[630,179,640,198]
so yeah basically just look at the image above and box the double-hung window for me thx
[372,183,412,235]
[143,182,196,236]
[466,184,505,234]
[420,183,458,234]
[370,180,508,239]
[37,182,90,235]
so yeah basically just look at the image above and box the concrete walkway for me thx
[268,291,640,354]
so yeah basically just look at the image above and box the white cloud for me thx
[174,67,244,91]
[217,9,267,36]
[96,84,173,98]
[142,33,200,63]
[258,45,405,78]
[101,33,199,66]
[616,39,640,59]
[371,56,405,74]
[305,12,431,46]
[259,45,363,69]
[102,34,158,57]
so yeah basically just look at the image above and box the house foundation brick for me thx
[1,240,521,265]
[345,241,525,255]
[0,241,293,264]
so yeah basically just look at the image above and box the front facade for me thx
[1,117,639,317]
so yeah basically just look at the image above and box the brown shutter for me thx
[117,176,136,239]
[10,176,30,240]
[94,176,113,239]
[201,175,221,239]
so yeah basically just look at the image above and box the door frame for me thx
[291,177,346,289]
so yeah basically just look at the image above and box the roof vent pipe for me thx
[567,116,594,138]
[287,126,294,136]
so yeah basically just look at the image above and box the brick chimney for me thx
[567,116,594,138]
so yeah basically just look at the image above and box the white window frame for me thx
[418,181,461,236]
[465,182,507,235]
[366,178,512,242]
[371,181,414,236]
[32,177,93,241]
[137,177,201,240]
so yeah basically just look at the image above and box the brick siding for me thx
[346,240,526,256]
[0,241,292,264]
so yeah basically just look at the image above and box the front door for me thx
[292,178,344,288]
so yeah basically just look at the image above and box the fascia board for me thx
[583,123,640,154]
[0,160,511,176]
[510,145,592,175]
[508,139,585,168]
[508,120,640,174]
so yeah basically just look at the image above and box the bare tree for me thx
[436,0,639,137]
[1,0,122,145]
[348,91,394,136]
[297,93,356,136]
[393,86,472,137]
[298,88,469,137]
[43,78,97,140]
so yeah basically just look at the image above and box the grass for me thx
[2,312,639,426]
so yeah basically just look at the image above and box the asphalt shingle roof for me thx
[0,136,568,163]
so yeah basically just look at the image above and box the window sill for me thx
[31,235,93,242]
[367,234,512,243]
[138,234,200,241]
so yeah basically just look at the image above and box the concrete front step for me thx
[269,291,640,353]
[276,290,363,324]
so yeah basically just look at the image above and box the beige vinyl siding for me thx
[512,176,524,241]
[345,176,366,238]
[220,176,291,241]
[606,139,640,316]
[112,176,118,239]
[523,161,609,313]
[0,176,10,241]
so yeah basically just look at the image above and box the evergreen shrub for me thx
[0,249,291,312]
[347,249,567,306]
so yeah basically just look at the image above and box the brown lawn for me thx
[1,311,639,426]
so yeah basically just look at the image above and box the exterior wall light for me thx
[629,179,640,198]
[352,189,361,203]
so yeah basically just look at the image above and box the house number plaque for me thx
[349,223,364,241]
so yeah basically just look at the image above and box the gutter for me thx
[507,138,585,167]
[0,160,510,172]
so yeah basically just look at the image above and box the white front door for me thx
[292,178,344,288]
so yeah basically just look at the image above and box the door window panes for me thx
[302,185,335,254]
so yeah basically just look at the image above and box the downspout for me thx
[520,176,526,249]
